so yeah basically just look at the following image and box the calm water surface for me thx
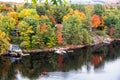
[0,42,120,80]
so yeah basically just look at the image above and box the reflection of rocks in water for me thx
[40,71,48,77]
[10,56,22,63]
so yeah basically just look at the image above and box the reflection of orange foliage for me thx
[91,14,101,28]
[92,55,101,67]
[91,54,104,67]
[41,23,47,32]
[58,55,63,71]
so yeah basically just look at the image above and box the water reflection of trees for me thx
[5,62,20,80]
[91,50,105,70]
[19,52,58,79]
[63,46,92,72]
[0,57,11,80]
[0,42,120,80]
[0,56,20,80]
[105,42,120,61]
[18,48,94,79]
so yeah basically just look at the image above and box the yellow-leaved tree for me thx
[18,9,39,20]
[8,12,19,24]
[18,21,34,49]
[63,9,86,22]
[0,16,16,35]
[0,30,10,55]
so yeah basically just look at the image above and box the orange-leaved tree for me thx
[56,24,63,44]
[91,14,101,28]
[101,14,105,26]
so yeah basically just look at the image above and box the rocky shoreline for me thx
[22,35,119,54]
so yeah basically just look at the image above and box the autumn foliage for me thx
[91,14,101,28]
[0,30,10,54]
[63,9,86,22]
[0,3,119,50]
[49,16,56,26]
[91,53,104,67]
[8,12,19,24]
[41,23,47,32]
[3,5,14,12]
[56,24,63,44]
[101,15,105,26]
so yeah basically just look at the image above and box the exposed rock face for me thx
[93,35,113,45]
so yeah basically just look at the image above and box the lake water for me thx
[0,41,120,80]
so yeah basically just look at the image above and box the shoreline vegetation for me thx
[0,1,120,55]
[22,37,120,54]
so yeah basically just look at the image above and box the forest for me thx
[0,0,120,54]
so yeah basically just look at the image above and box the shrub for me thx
[20,41,30,49]
[82,29,92,44]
